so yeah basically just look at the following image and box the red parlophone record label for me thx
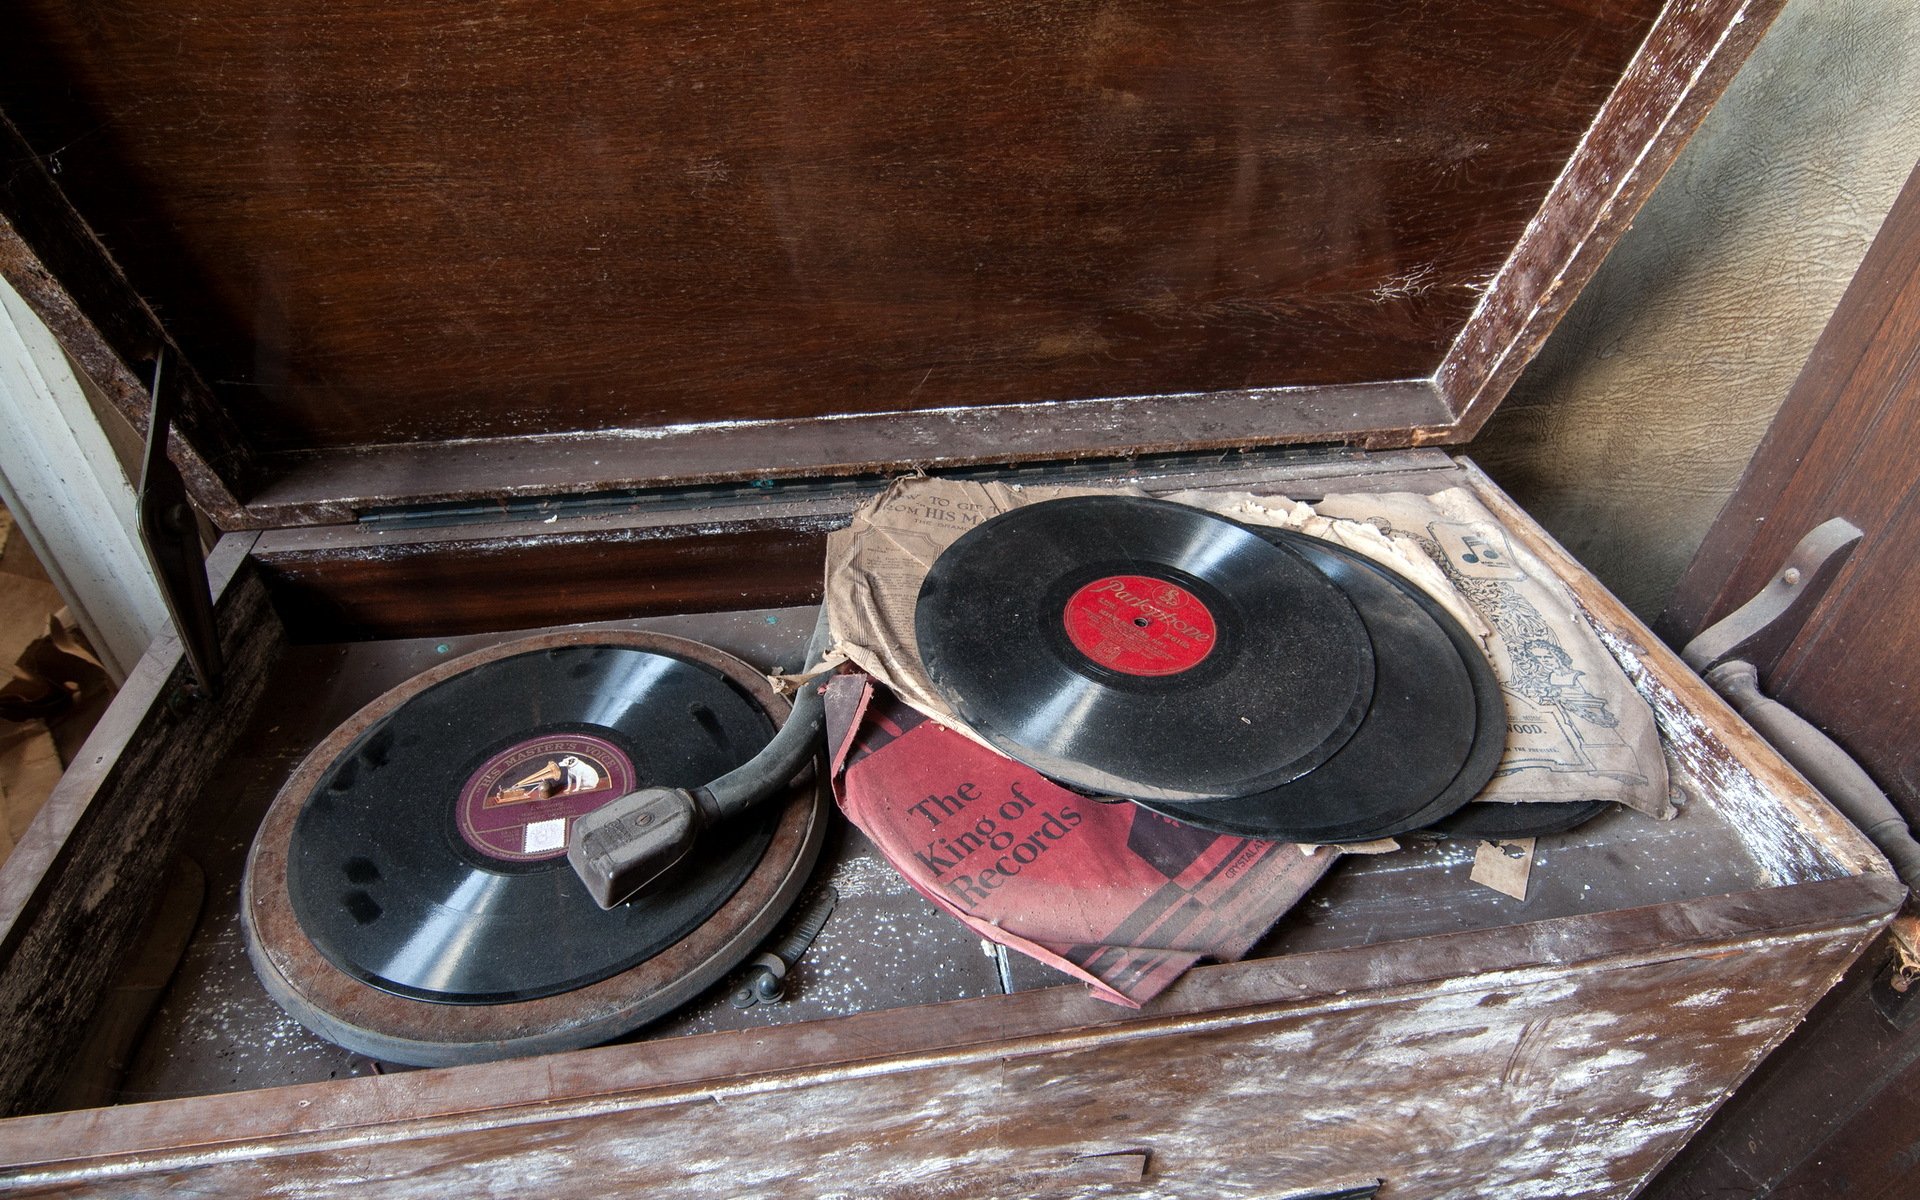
[1062,574,1217,676]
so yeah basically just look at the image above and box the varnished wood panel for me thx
[234,380,1453,530]
[0,116,251,524]
[0,452,1899,1195]
[0,1,1659,457]
[1645,935,1920,1200]
[256,517,840,641]
[1641,160,1920,1200]
[1437,0,1786,437]
[248,448,1465,639]
[112,597,1848,1102]
[1783,1028,1920,1199]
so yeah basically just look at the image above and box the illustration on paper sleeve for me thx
[1372,518,1650,788]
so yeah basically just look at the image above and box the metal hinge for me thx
[351,443,1375,533]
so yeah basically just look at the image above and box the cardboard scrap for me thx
[1471,837,1537,901]
[1313,490,1670,818]
[1157,487,1485,638]
[827,675,1337,1006]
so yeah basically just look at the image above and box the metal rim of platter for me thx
[915,495,1380,803]
[241,629,828,1068]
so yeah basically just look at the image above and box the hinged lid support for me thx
[137,350,222,697]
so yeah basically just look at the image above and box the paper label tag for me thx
[521,818,569,855]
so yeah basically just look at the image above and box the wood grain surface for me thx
[1437,0,1786,438]
[1645,928,1920,1200]
[1637,158,1920,1200]
[0,0,1652,447]
[0,452,1901,1195]
[0,116,251,525]
[247,448,1462,641]
[0,896,1892,1199]
[1,0,1803,530]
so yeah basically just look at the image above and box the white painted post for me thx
[0,277,167,683]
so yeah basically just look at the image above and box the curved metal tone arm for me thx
[568,610,835,909]
[698,609,834,821]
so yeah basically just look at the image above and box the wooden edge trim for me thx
[0,870,1898,1180]
[234,380,1449,529]
[251,495,872,559]
[241,450,1464,643]
[248,447,1462,558]
[0,116,253,525]
[1458,460,1893,880]
[1434,0,1787,437]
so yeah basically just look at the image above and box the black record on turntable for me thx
[243,630,828,1067]
[915,496,1377,803]
[1139,533,1506,843]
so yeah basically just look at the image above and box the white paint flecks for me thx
[1587,621,1849,885]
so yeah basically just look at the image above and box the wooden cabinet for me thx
[0,2,1893,1196]
[0,454,1897,1198]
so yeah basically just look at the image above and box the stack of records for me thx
[914,495,1523,844]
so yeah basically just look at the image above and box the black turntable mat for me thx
[1138,535,1504,843]
[284,641,778,1003]
[915,495,1376,803]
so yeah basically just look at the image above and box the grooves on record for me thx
[915,495,1377,804]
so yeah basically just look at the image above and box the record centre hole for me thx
[1134,617,1151,627]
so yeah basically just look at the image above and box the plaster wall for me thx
[1469,0,1920,624]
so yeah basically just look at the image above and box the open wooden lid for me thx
[0,1,1776,530]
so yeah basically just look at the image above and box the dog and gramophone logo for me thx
[456,733,636,862]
